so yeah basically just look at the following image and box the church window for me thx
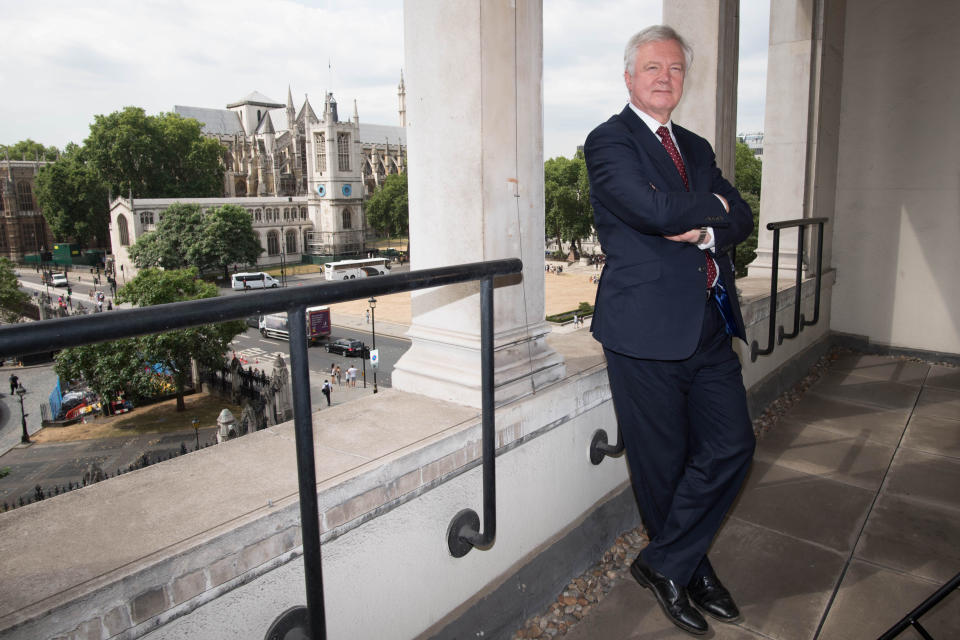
[117,215,130,246]
[300,207,307,219]
[286,229,297,253]
[284,207,290,220]
[337,133,351,171]
[267,230,280,256]
[16,182,33,211]
[140,211,154,225]
[341,208,352,229]
[316,133,326,173]
[255,208,262,221]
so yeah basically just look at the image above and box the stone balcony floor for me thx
[559,353,960,640]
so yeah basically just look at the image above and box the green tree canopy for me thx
[84,107,224,198]
[57,268,244,412]
[0,139,60,162]
[0,258,31,323]
[733,142,762,277]
[544,151,593,257]
[128,202,261,277]
[365,173,409,240]
[35,143,110,247]
[193,204,264,279]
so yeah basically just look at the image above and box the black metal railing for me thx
[750,217,829,362]
[878,571,960,640]
[0,258,522,640]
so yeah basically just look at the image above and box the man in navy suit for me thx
[584,25,755,635]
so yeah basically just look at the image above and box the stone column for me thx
[748,0,844,278]
[664,0,740,179]
[393,0,565,408]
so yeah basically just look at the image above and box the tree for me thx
[0,258,30,323]
[544,152,593,257]
[365,173,409,241]
[84,107,224,198]
[0,139,59,162]
[193,204,263,279]
[129,203,262,278]
[55,340,156,409]
[733,142,762,277]
[35,143,110,247]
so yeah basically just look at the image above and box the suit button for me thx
[697,266,705,273]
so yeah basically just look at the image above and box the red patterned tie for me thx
[656,126,717,288]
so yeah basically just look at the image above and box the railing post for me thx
[751,227,781,361]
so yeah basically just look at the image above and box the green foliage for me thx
[84,107,224,198]
[58,268,244,412]
[365,173,409,239]
[193,204,264,279]
[0,139,59,162]
[129,203,261,278]
[546,301,594,324]
[0,258,30,323]
[544,151,593,255]
[733,142,762,277]
[128,202,204,270]
[35,144,109,247]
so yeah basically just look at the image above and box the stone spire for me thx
[286,85,296,130]
[398,70,407,128]
[353,99,359,125]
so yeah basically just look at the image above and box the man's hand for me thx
[664,228,710,244]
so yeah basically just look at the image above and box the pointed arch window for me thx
[267,230,280,256]
[16,182,33,211]
[337,133,350,171]
[117,214,130,246]
[285,229,297,253]
[341,208,352,229]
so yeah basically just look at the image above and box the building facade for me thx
[110,85,406,276]
[0,159,56,261]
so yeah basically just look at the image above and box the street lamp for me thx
[192,417,200,449]
[369,297,378,394]
[16,386,29,444]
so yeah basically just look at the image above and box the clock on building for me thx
[316,184,326,196]
[341,184,352,197]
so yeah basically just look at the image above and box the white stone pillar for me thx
[748,0,843,278]
[393,0,565,408]
[664,0,740,179]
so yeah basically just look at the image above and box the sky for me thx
[0,0,769,161]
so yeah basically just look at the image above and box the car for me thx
[324,338,369,358]
[51,273,69,287]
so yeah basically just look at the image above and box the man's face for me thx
[624,38,686,123]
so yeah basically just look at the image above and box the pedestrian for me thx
[572,313,578,328]
[582,25,754,634]
[107,300,113,310]
[335,364,342,387]
[97,299,103,312]
[330,362,336,377]
[347,365,358,387]
[366,309,370,324]
[321,379,332,406]
[9,373,19,395]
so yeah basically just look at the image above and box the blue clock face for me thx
[316,184,326,196]
[341,184,352,197]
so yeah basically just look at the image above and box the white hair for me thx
[623,25,693,75]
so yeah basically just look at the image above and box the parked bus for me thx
[232,272,280,290]
[259,306,331,343]
[323,258,390,281]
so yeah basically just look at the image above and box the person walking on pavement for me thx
[335,364,343,387]
[321,379,332,406]
[9,373,19,396]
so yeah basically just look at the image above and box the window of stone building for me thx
[337,133,350,171]
[316,133,326,173]
[118,215,130,246]
[255,208,262,221]
[341,208,352,229]
[285,229,297,253]
[267,230,280,256]
[300,207,307,219]
[16,182,33,211]
[303,229,312,252]
[140,211,154,225]
[284,207,290,220]
[0,224,7,249]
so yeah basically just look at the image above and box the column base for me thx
[747,248,808,280]
[392,322,566,408]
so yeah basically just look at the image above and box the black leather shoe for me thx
[630,557,708,635]
[688,570,741,622]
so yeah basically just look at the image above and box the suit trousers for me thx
[603,294,755,586]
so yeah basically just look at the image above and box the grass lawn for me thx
[31,392,243,443]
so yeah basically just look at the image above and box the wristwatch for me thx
[697,228,708,245]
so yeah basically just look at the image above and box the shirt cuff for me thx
[697,227,716,251]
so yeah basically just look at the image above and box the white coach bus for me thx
[323,258,390,281]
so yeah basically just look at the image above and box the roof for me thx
[257,112,276,135]
[226,91,284,109]
[174,106,244,136]
[297,96,319,123]
[358,123,406,146]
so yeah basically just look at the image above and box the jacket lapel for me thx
[672,125,700,192]
[616,106,688,191]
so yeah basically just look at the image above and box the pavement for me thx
[551,353,960,640]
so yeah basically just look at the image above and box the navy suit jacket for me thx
[584,106,753,360]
